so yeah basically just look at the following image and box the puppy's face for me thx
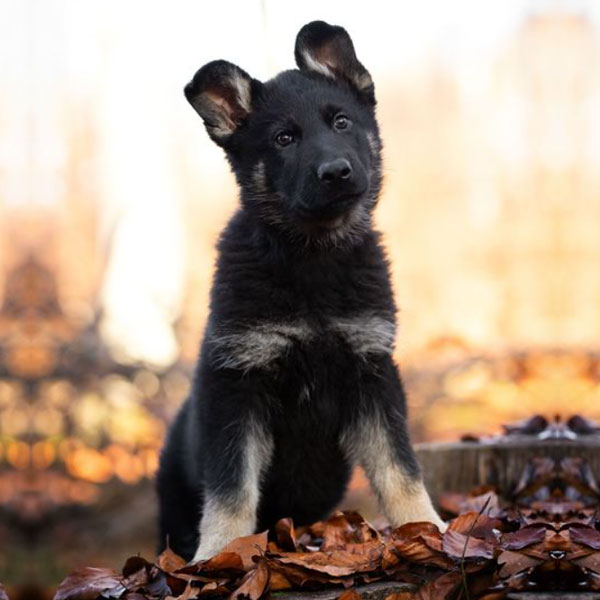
[185,21,382,246]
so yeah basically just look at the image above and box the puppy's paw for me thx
[434,516,449,533]
[189,541,224,565]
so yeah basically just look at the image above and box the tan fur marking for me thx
[301,46,372,91]
[202,90,237,137]
[251,161,267,194]
[192,419,273,562]
[366,131,379,156]
[231,71,252,113]
[210,321,311,371]
[342,415,446,531]
[211,314,396,371]
[331,314,395,356]
[302,49,335,79]
[354,71,373,91]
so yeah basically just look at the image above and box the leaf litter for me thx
[52,416,600,600]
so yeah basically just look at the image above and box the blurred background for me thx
[3,0,600,594]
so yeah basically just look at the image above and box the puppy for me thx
[156,20,445,563]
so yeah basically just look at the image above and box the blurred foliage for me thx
[0,258,190,516]
[403,343,600,441]
[0,256,192,591]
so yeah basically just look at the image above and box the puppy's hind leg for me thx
[157,404,202,561]
[156,464,201,561]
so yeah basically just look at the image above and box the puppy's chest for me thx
[208,313,396,373]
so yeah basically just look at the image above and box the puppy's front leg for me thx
[192,414,273,563]
[342,358,446,531]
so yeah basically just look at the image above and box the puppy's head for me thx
[185,21,382,247]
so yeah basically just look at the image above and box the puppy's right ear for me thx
[184,60,260,147]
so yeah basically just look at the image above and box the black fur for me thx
[157,21,425,561]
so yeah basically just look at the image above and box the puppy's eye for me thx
[333,114,350,130]
[275,131,295,147]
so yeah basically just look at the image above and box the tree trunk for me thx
[416,437,600,501]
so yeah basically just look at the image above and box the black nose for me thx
[317,158,352,183]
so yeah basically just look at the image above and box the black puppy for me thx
[157,20,445,563]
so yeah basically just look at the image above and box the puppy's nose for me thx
[317,158,352,183]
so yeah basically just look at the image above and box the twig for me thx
[459,495,492,600]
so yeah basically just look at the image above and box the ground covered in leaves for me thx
[49,449,600,600]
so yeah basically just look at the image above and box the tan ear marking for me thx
[295,22,373,96]
[185,60,256,144]
[301,48,335,79]
[231,71,252,113]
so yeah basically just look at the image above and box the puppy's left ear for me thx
[295,21,374,104]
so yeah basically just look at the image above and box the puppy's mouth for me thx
[295,192,365,229]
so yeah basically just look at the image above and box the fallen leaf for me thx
[230,560,269,600]
[156,547,187,572]
[275,518,298,551]
[392,522,454,569]
[220,532,268,571]
[442,529,496,560]
[415,572,462,600]
[54,567,126,600]
[569,524,600,550]
[501,525,547,550]
[497,550,543,578]
[337,589,362,600]
[503,415,548,436]
[268,570,293,592]
[268,548,380,577]
[122,557,152,578]
[196,552,245,577]
[448,512,502,541]
[321,512,380,552]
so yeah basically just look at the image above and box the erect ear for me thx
[184,60,260,146]
[294,21,374,104]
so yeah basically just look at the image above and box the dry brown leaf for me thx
[569,524,600,550]
[572,552,600,573]
[497,550,543,578]
[442,529,496,560]
[500,525,547,550]
[392,522,453,569]
[337,589,362,600]
[198,552,245,576]
[220,532,268,571]
[321,512,380,552]
[230,560,269,600]
[156,547,187,572]
[448,512,502,541]
[269,548,380,577]
[275,518,298,551]
[545,530,571,554]
[268,570,293,591]
[265,560,348,588]
[54,567,126,600]
[415,572,462,600]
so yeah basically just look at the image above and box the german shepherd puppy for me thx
[157,20,445,563]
